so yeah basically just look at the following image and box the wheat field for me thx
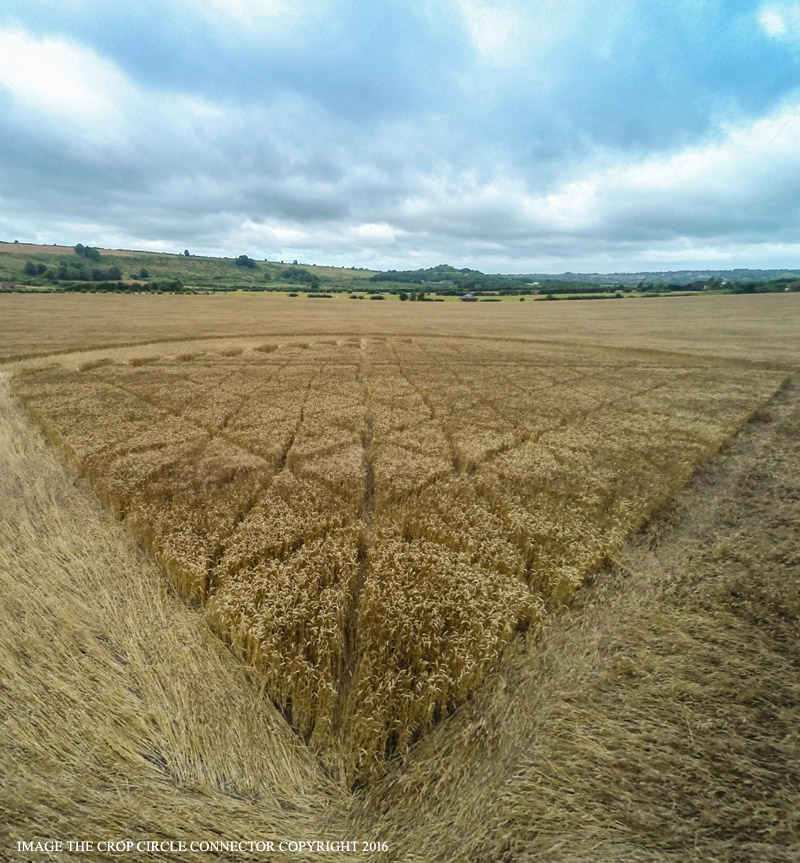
[8,333,790,781]
[2,293,799,861]
[1,292,798,366]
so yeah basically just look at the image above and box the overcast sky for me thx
[1,1,800,272]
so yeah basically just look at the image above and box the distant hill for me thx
[370,263,483,283]
[505,268,800,285]
[2,241,798,295]
[368,263,800,295]
[0,241,375,293]
[370,263,800,287]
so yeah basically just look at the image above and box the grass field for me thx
[1,293,799,860]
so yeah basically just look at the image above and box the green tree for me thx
[280,266,319,288]
[74,243,101,261]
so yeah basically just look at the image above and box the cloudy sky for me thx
[1,1,800,272]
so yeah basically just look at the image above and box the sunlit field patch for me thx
[11,337,787,781]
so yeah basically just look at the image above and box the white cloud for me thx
[0,29,128,129]
[370,97,800,267]
[2,9,800,272]
[590,101,800,227]
[170,0,329,38]
[758,3,800,39]
[452,0,532,66]
[0,26,235,160]
[542,181,599,229]
[351,222,397,243]
[450,0,628,74]
[759,6,788,36]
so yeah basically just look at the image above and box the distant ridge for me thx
[2,242,798,284]
[502,268,800,285]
